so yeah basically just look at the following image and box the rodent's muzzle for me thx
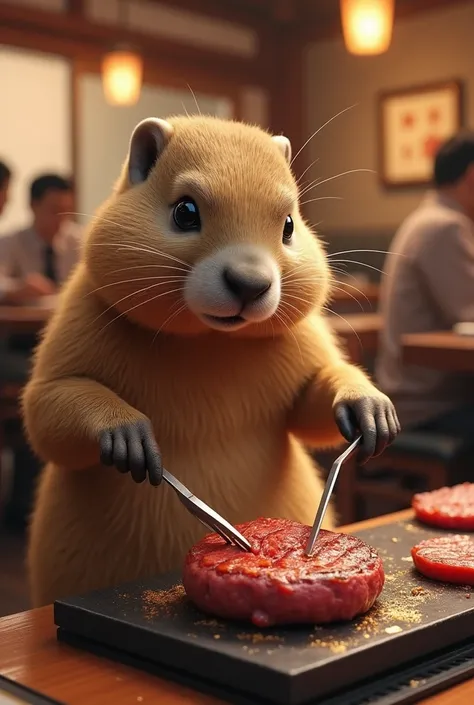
[223,261,272,306]
[184,245,281,331]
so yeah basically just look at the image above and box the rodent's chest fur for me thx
[106,315,311,448]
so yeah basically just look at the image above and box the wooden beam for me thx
[262,22,307,182]
[147,0,272,27]
[66,0,85,16]
[0,2,261,85]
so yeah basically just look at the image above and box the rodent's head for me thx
[85,116,330,337]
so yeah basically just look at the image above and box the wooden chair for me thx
[0,383,23,507]
[335,430,471,525]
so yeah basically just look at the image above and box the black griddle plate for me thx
[54,518,474,705]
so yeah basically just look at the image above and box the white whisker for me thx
[274,309,303,364]
[152,302,188,345]
[98,288,184,333]
[93,280,183,323]
[290,104,358,166]
[90,242,191,269]
[296,158,320,185]
[329,259,385,276]
[187,83,202,116]
[300,196,343,207]
[110,263,190,276]
[86,276,186,297]
[300,169,375,202]
[328,249,405,259]
[323,308,363,354]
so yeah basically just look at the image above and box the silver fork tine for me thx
[162,469,252,552]
[304,435,362,557]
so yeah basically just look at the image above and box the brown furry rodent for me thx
[22,116,399,607]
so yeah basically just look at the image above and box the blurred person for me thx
[376,131,474,445]
[0,173,80,305]
[0,173,82,531]
[0,160,12,216]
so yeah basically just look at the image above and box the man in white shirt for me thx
[376,132,474,442]
[0,173,83,531]
[0,173,82,305]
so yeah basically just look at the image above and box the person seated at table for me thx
[0,159,11,217]
[0,173,83,532]
[376,131,474,444]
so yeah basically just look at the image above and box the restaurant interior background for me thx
[0,0,473,617]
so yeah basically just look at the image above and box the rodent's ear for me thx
[271,135,292,164]
[128,118,174,185]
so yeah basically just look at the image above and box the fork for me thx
[304,435,363,557]
[162,468,252,552]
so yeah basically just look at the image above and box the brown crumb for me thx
[411,586,429,597]
[355,598,422,636]
[194,618,222,628]
[309,638,348,654]
[213,634,221,639]
[409,679,420,688]
[237,633,283,644]
[466,594,471,599]
[141,584,186,619]
[391,537,399,543]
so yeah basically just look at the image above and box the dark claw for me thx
[334,394,400,464]
[334,402,356,442]
[99,419,162,485]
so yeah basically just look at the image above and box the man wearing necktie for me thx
[0,173,83,531]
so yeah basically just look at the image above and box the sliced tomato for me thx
[412,483,474,530]
[411,534,474,584]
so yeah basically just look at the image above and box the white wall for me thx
[77,74,233,220]
[0,45,72,234]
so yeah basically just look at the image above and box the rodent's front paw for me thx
[99,419,162,485]
[334,392,400,463]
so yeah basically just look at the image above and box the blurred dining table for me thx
[0,305,54,335]
[402,331,474,372]
[331,280,380,305]
[0,306,383,367]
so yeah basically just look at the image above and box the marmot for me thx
[22,116,399,607]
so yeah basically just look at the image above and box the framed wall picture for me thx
[378,80,463,188]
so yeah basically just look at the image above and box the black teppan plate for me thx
[54,519,474,705]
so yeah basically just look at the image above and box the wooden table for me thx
[1,510,469,705]
[0,306,52,335]
[403,331,474,372]
[330,312,382,363]
[331,281,380,306]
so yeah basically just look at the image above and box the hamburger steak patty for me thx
[412,483,474,531]
[182,517,385,627]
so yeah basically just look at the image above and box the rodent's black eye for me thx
[173,198,201,232]
[282,215,294,244]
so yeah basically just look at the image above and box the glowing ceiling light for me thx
[102,47,143,106]
[340,0,395,55]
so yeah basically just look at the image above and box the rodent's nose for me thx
[223,263,272,305]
